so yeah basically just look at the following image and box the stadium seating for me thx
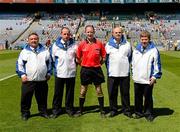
[0,13,33,49]
[1,12,180,51]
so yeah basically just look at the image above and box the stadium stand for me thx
[12,14,81,48]
[0,3,180,50]
[0,13,33,49]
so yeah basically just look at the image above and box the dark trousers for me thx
[134,83,153,116]
[21,81,48,115]
[108,76,130,113]
[52,77,75,114]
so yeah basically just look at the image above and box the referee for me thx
[75,25,106,117]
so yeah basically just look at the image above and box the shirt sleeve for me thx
[101,43,106,59]
[76,42,82,60]
[46,51,52,76]
[16,51,27,78]
[128,43,132,63]
[153,49,162,79]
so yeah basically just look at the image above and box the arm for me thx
[104,42,109,67]
[100,43,106,65]
[49,44,55,69]
[16,51,28,82]
[128,45,132,63]
[150,50,162,86]
[46,53,52,81]
[76,43,82,65]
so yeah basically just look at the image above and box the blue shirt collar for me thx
[136,41,155,53]
[24,43,45,53]
[55,37,74,50]
[108,35,127,49]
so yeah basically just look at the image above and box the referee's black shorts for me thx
[80,66,105,85]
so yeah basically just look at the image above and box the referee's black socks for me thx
[98,96,104,112]
[79,97,85,113]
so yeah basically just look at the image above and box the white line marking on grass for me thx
[0,74,17,81]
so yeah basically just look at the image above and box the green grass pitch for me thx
[0,50,180,132]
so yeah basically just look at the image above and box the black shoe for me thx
[66,110,74,117]
[108,111,117,118]
[133,114,144,119]
[124,112,132,118]
[50,109,62,119]
[21,115,29,121]
[145,115,154,122]
[50,114,59,119]
[52,109,62,116]
[74,110,83,117]
[100,111,106,118]
[40,113,49,119]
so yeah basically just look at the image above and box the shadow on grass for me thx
[154,107,174,117]
[29,106,174,120]
[29,113,40,118]
[73,105,125,117]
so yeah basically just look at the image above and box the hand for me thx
[149,77,156,86]
[46,75,51,81]
[76,58,81,65]
[21,75,28,83]
[100,58,105,65]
